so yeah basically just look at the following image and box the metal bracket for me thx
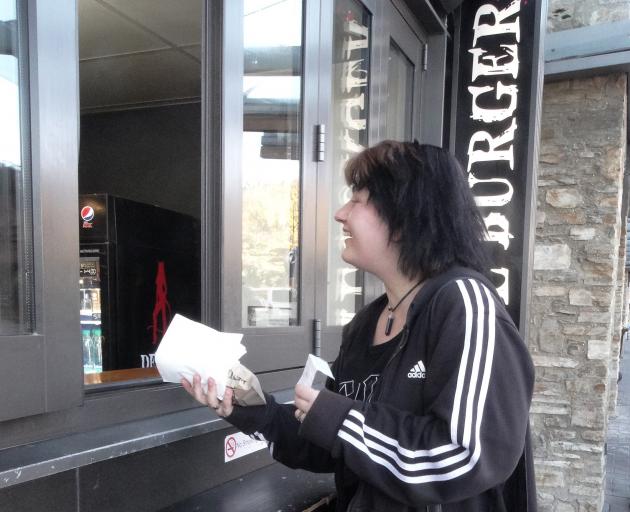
[315,124,326,162]
[313,319,321,357]
[423,44,428,71]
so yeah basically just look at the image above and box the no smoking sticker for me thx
[224,431,267,463]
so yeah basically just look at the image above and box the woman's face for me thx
[334,188,399,276]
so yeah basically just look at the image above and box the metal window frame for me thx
[0,0,83,423]
[220,0,319,372]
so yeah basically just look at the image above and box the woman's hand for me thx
[181,374,234,418]
[294,383,320,423]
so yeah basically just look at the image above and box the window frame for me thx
[221,0,324,373]
[0,0,84,422]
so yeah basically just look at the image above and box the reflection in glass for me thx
[0,0,33,335]
[386,40,414,141]
[327,0,370,326]
[241,0,302,327]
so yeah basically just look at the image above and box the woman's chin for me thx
[340,250,353,266]
[340,252,362,271]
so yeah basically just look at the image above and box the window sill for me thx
[84,367,163,392]
[84,367,160,386]
[0,388,294,490]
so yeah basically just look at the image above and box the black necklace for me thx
[384,281,422,336]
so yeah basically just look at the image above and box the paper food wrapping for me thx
[226,364,266,406]
[298,353,335,388]
[155,314,264,402]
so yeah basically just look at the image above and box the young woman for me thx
[183,141,536,512]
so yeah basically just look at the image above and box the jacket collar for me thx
[406,266,497,323]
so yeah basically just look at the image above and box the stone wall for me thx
[530,74,627,511]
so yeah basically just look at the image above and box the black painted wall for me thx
[79,103,202,220]
[0,428,274,512]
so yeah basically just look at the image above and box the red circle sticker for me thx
[225,436,237,458]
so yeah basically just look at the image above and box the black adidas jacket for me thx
[228,267,537,511]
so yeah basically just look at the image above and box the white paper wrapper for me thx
[298,354,334,388]
[155,314,246,399]
[226,364,266,406]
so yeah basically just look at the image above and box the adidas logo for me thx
[408,360,426,379]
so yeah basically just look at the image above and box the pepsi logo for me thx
[81,206,95,222]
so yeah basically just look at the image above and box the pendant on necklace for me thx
[385,313,394,336]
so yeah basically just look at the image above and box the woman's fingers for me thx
[294,384,319,416]
[191,374,209,405]
[206,378,221,409]
[181,377,193,394]
[221,387,235,417]
[181,375,235,418]
[294,408,306,423]
[294,396,307,413]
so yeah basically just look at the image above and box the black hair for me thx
[344,140,489,279]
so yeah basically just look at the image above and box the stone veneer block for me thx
[546,188,583,208]
[532,355,579,368]
[587,339,610,359]
[534,244,571,269]
[569,288,592,306]
[569,227,596,240]
[571,405,605,427]
[577,311,612,324]
[534,285,566,297]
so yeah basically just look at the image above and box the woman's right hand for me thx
[181,374,235,418]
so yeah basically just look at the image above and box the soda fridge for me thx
[79,194,200,374]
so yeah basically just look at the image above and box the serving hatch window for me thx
[77,0,202,385]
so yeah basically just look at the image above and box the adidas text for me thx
[408,361,426,379]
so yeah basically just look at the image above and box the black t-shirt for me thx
[333,307,403,510]
[335,327,401,402]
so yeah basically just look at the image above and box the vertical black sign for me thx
[454,0,545,328]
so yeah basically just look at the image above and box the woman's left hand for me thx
[294,383,320,423]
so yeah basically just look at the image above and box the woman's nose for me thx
[334,202,348,223]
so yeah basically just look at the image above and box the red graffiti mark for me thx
[152,261,172,345]
[226,436,237,458]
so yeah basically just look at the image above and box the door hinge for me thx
[313,319,322,357]
[315,124,326,162]
[422,44,428,71]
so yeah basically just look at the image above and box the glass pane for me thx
[78,0,202,379]
[0,0,33,335]
[241,0,302,328]
[327,0,371,326]
[386,40,414,141]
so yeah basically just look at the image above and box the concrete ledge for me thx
[545,20,630,81]
[0,389,294,489]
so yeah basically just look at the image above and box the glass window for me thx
[386,40,414,141]
[241,0,302,328]
[327,0,371,326]
[0,0,33,335]
[78,0,202,383]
